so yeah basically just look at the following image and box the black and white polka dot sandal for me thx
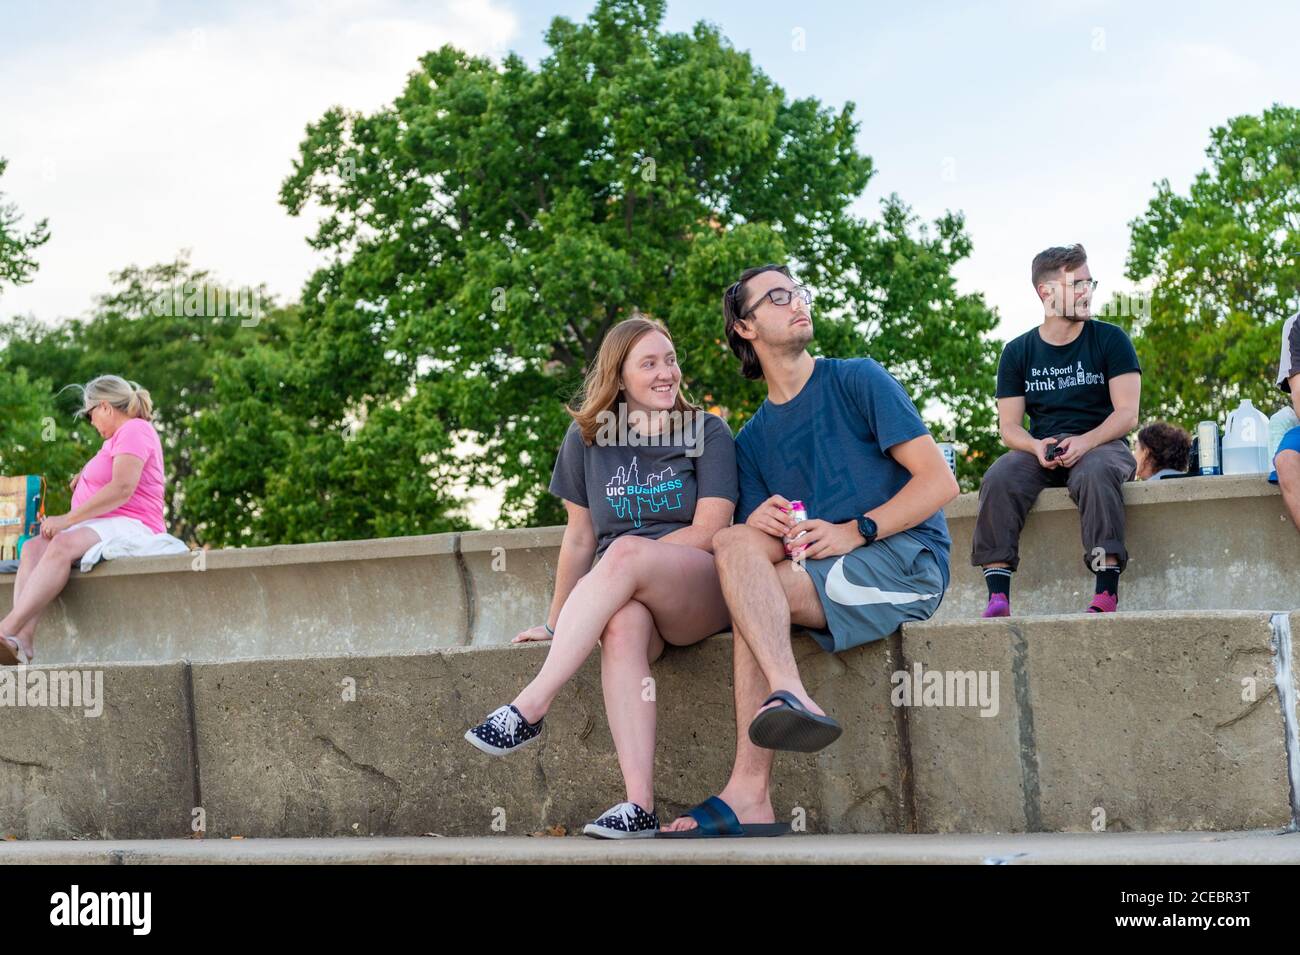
[583,801,659,839]
[464,704,544,756]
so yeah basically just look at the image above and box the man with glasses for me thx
[972,244,1141,617]
[660,263,958,838]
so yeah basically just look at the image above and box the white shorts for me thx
[65,515,155,545]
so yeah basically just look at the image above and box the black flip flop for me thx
[748,690,842,752]
[656,795,790,839]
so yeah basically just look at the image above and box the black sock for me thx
[1095,567,1120,598]
[984,567,1012,599]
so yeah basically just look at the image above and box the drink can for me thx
[785,500,808,556]
[939,442,957,475]
[1197,420,1221,475]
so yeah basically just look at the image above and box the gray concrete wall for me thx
[939,474,1300,619]
[458,527,563,646]
[188,633,908,839]
[2,534,472,664]
[0,661,196,839]
[3,475,1295,666]
[3,612,1295,839]
[903,611,1297,833]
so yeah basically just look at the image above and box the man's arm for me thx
[733,436,770,528]
[794,434,958,560]
[999,396,1059,469]
[870,433,960,538]
[1056,372,1141,468]
[998,395,1036,454]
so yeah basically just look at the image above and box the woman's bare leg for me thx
[11,535,51,646]
[512,536,731,722]
[0,528,99,659]
[598,599,665,811]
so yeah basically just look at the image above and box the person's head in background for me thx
[1135,421,1191,480]
[1032,244,1095,323]
[69,375,154,439]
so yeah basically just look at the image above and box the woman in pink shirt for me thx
[1,375,167,665]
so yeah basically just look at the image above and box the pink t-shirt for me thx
[71,417,167,533]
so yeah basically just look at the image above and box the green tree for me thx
[0,157,49,292]
[1119,103,1300,426]
[184,342,471,546]
[219,0,999,536]
[0,366,89,517]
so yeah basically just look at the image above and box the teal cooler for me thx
[0,475,46,561]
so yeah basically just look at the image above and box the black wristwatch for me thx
[855,515,878,546]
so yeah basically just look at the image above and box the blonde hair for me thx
[568,315,698,444]
[70,375,155,422]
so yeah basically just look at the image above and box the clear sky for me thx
[2,0,1295,339]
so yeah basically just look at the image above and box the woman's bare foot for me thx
[660,785,776,833]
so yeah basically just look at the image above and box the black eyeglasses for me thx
[738,284,812,319]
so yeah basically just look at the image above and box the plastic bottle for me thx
[1269,405,1300,467]
[1222,399,1270,475]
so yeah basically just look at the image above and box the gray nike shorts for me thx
[798,532,946,653]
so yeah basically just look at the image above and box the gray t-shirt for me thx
[548,411,738,556]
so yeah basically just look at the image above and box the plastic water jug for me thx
[1222,399,1270,475]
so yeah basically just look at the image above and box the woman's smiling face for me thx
[621,330,681,412]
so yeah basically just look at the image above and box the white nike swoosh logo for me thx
[824,556,940,607]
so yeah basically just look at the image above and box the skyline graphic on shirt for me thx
[605,457,684,528]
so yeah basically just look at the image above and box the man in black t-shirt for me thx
[972,244,1142,615]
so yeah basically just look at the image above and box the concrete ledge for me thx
[2,830,1297,864]
[4,613,1296,839]
[459,527,565,646]
[4,475,1295,665]
[903,611,1299,833]
[187,633,907,838]
[939,475,1300,619]
[0,661,195,840]
[944,472,1281,520]
[1,534,468,664]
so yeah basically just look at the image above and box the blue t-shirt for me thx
[734,356,951,587]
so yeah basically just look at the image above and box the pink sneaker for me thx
[982,593,1010,618]
[1086,591,1118,614]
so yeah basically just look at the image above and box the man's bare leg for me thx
[712,524,827,718]
[660,619,775,832]
[661,525,827,833]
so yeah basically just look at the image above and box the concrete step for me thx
[3,611,1297,840]
[5,475,1296,665]
[2,830,1297,864]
